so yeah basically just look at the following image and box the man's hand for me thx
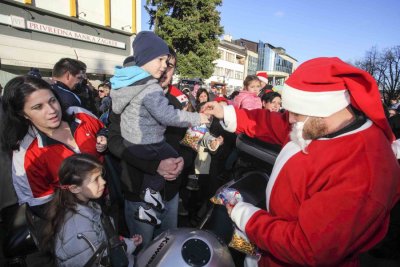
[96,135,107,152]
[157,157,184,181]
[199,113,210,124]
[201,101,224,119]
[225,204,233,216]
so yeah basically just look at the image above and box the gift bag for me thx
[180,124,208,152]
[210,188,260,257]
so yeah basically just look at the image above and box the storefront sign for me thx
[10,15,26,29]
[26,21,125,49]
[0,14,126,49]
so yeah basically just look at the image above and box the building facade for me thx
[205,35,246,96]
[234,37,297,88]
[0,0,141,85]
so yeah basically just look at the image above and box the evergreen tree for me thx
[145,0,224,79]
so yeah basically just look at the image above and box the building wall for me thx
[0,0,139,85]
[35,0,70,16]
[246,50,258,76]
[205,45,246,95]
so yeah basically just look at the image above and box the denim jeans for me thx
[124,193,179,248]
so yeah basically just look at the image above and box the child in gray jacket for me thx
[110,31,208,225]
[41,154,142,267]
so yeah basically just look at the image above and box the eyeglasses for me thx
[98,90,105,93]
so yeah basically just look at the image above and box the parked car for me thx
[178,78,203,94]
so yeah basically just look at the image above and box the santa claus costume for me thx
[220,57,400,266]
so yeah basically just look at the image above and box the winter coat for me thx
[110,66,200,145]
[55,202,107,267]
[55,201,136,267]
[233,90,262,110]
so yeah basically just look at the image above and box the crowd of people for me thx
[0,30,399,267]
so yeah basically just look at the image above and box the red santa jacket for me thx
[222,105,400,267]
[12,107,104,207]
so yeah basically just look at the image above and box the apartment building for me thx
[234,37,297,87]
[205,35,246,95]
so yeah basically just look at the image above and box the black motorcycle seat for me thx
[236,134,280,165]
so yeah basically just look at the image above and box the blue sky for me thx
[141,0,400,65]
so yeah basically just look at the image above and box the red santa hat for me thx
[256,71,268,84]
[282,57,394,141]
[214,96,229,104]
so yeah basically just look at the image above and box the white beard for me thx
[290,118,311,154]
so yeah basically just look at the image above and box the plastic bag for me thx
[210,188,259,257]
[180,124,208,152]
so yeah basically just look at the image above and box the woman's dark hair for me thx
[196,88,209,105]
[0,75,70,151]
[261,91,281,103]
[41,154,103,252]
[229,90,240,100]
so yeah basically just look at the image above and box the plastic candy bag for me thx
[210,188,259,257]
[180,124,208,152]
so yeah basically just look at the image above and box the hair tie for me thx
[55,184,71,190]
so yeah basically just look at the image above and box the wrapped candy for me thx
[218,187,243,207]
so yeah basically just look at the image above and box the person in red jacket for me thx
[202,57,400,267]
[0,75,107,218]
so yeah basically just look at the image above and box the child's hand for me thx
[216,136,224,146]
[209,139,219,150]
[199,113,210,125]
[132,234,142,246]
[96,135,107,152]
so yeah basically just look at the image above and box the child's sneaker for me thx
[134,205,161,226]
[140,188,165,211]
[186,175,199,191]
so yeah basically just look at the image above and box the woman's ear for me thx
[68,184,82,194]
[19,111,29,120]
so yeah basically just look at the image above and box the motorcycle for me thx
[135,134,280,267]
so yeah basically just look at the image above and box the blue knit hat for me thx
[132,31,169,67]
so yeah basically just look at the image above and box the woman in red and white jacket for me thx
[0,75,107,218]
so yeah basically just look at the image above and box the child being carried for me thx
[110,31,209,225]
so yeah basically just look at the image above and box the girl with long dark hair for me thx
[42,154,141,266]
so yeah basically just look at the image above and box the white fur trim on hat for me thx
[282,84,350,117]
[257,76,269,84]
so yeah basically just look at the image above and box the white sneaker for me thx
[141,188,165,211]
[134,205,161,226]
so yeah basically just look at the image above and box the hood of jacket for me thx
[110,66,158,114]
[110,65,150,90]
